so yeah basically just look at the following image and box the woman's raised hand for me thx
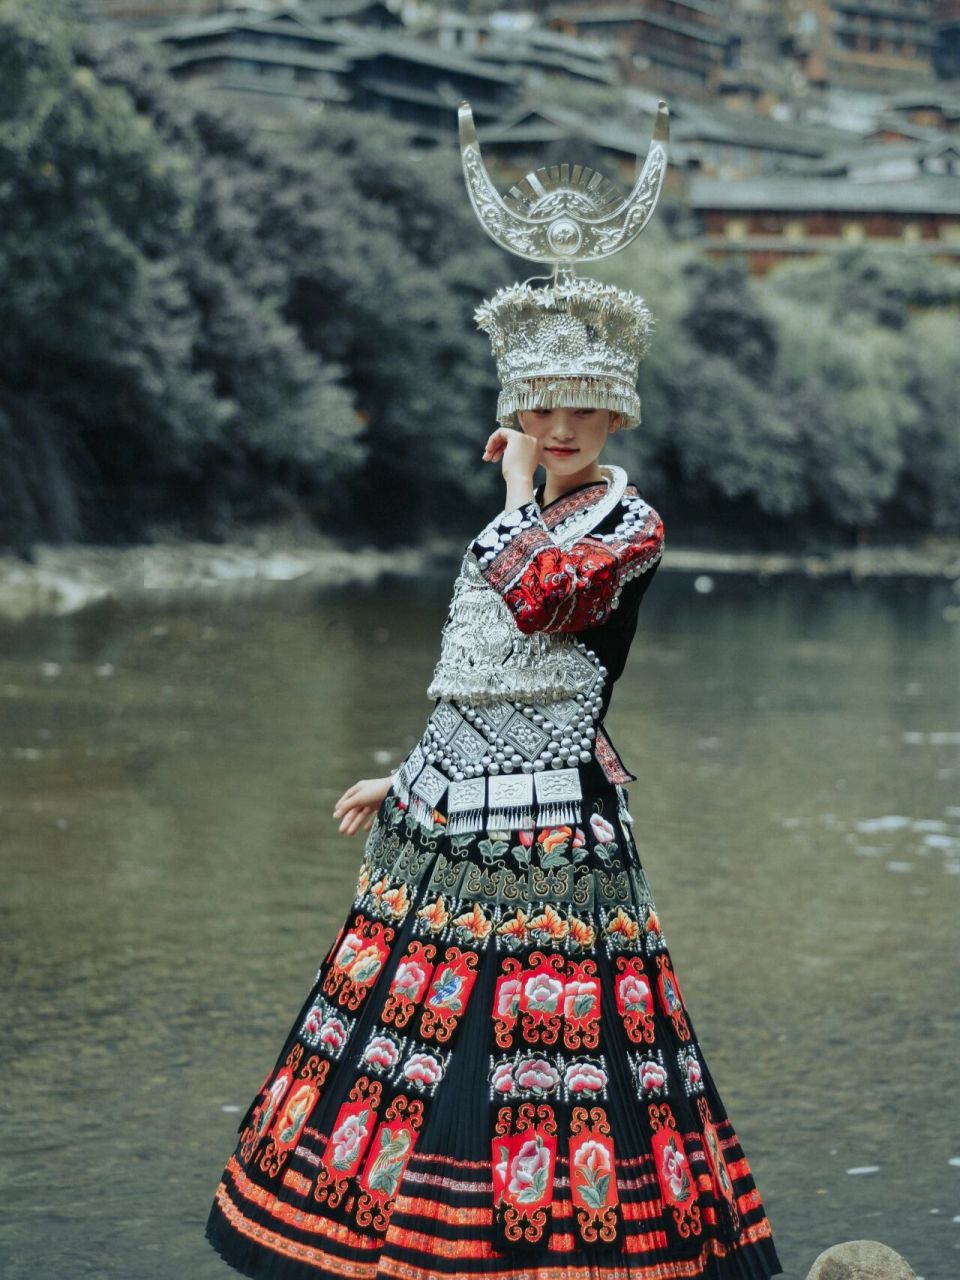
[481,426,542,480]
[332,774,394,835]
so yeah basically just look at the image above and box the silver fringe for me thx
[497,375,641,429]
[487,805,536,831]
[410,794,437,827]
[447,807,486,836]
[535,800,582,827]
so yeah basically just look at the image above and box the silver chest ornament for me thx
[392,468,628,833]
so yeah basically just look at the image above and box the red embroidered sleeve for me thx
[469,495,664,635]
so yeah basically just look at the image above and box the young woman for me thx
[205,402,783,1279]
[206,96,781,1280]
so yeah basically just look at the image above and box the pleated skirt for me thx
[206,779,783,1280]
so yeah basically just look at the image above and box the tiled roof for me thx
[688,174,960,213]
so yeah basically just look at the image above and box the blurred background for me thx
[1,0,959,554]
[1,2,959,1279]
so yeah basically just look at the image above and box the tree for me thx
[0,2,359,545]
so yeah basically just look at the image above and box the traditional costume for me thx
[206,99,783,1280]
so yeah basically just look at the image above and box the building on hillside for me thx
[545,1,741,96]
[77,0,269,24]
[933,0,960,76]
[77,0,400,27]
[418,13,618,88]
[159,9,519,133]
[296,1,401,27]
[883,89,960,132]
[160,11,358,114]
[670,102,849,177]
[687,173,960,272]
[472,101,688,188]
[783,134,960,176]
[782,0,937,91]
[473,95,863,185]
[345,39,522,132]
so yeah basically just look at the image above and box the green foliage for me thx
[250,110,508,536]
[0,0,957,548]
[600,237,959,537]
[899,311,960,530]
[0,3,358,543]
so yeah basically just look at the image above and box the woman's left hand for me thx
[481,426,542,480]
[332,774,393,835]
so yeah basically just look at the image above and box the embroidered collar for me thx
[538,465,627,547]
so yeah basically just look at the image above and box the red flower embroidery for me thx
[402,1051,444,1089]
[507,1136,553,1203]
[515,1057,561,1095]
[564,1060,607,1095]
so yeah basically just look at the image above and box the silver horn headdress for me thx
[460,100,669,428]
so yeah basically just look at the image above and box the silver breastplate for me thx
[425,553,603,704]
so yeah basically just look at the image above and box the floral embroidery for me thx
[563,1057,609,1100]
[314,1077,383,1209]
[563,959,600,1051]
[614,955,655,1044]
[527,903,568,941]
[379,881,412,922]
[402,1050,447,1092]
[518,952,565,1046]
[493,904,595,953]
[659,1132,691,1201]
[331,929,366,970]
[508,1135,552,1202]
[649,1103,702,1239]
[643,905,666,952]
[678,1045,704,1095]
[567,915,596,949]
[630,1048,669,1099]
[362,1032,402,1071]
[589,813,616,843]
[539,824,571,851]
[603,906,641,949]
[271,1080,319,1152]
[329,1108,374,1170]
[524,970,564,1013]
[517,1056,561,1096]
[300,1000,354,1056]
[259,1071,293,1134]
[492,1102,558,1248]
[491,1060,517,1096]
[323,914,395,1012]
[416,896,450,934]
[379,940,436,1030]
[239,1043,331,1178]
[493,956,523,1049]
[489,1053,552,1101]
[497,909,530,946]
[698,1096,741,1232]
[452,901,494,943]
[569,1106,621,1245]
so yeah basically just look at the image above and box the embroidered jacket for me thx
[394,466,664,835]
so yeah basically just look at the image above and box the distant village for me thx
[81,0,960,274]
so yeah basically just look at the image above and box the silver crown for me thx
[459,100,669,429]
[475,275,653,427]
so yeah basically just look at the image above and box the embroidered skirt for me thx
[206,778,783,1280]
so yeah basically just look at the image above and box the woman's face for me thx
[516,407,620,475]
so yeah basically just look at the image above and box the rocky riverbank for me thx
[1,528,959,622]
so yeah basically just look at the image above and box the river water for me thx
[1,569,958,1279]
